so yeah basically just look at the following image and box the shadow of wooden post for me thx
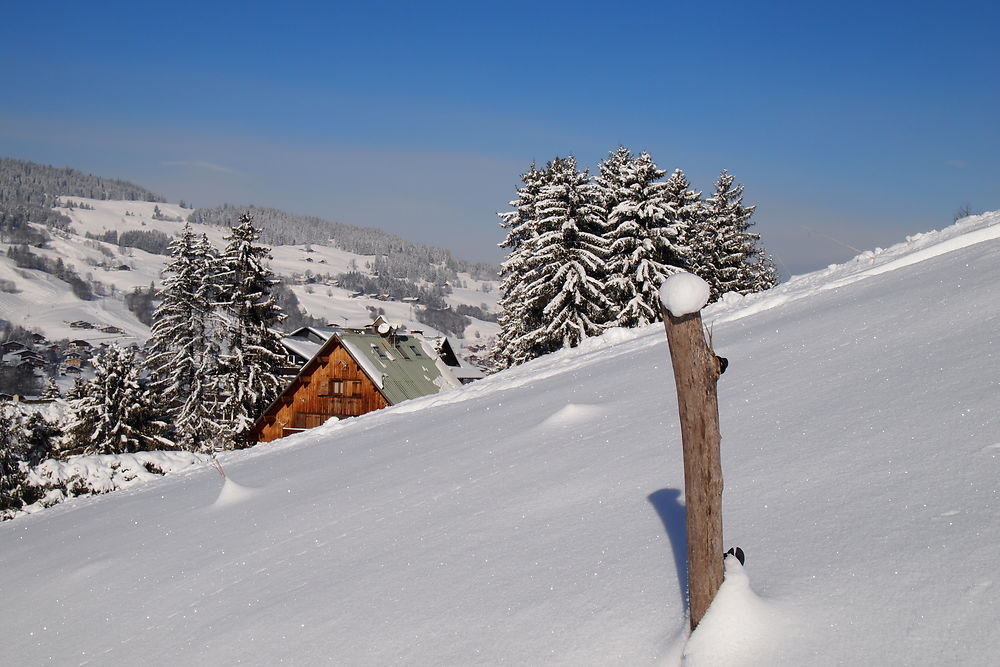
[660,301,725,631]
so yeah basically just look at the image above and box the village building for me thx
[63,350,87,368]
[1,341,28,354]
[2,348,46,370]
[251,318,484,443]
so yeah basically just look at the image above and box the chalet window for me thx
[409,345,422,357]
[318,380,341,396]
[371,344,388,359]
[321,379,362,397]
[397,345,410,359]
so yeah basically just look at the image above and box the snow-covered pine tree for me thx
[495,162,547,368]
[512,156,611,358]
[215,214,286,445]
[699,170,778,300]
[749,252,780,293]
[662,168,704,277]
[41,377,61,400]
[66,376,88,401]
[22,412,60,466]
[597,147,687,327]
[145,224,225,452]
[64,344,170,456]
[0,405,27,513]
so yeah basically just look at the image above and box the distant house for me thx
[13,351,46,369]
[3,347,43,365]
[63,350,87,368]
[251,319,483,443]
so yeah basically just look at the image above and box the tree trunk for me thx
[661,305,724,631]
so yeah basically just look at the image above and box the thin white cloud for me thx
[162,160,237,174]
[945,159,969,168]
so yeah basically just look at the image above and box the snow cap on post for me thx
[659,272,711,317]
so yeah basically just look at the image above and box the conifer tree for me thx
[215,214,285,444]
[146,224,225,452]
[663,168,704,271]
[511,156,610,357]
[0,406,27,513]
[22,412,59,466]
[597,148,687,327]
[41,377,61,400]
[64,345,170,456]
[495,163,547,368]
[698,170,779,300]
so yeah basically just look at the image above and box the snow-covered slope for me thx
[2,212,998,665]
[0,197,499,346]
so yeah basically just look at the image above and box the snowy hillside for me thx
[0,197,499,346]
[1,212,998,665]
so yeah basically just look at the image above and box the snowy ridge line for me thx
[821,220,1000,289]
[703,211,1000,327]
[389,325,666,416]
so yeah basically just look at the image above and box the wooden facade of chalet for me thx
[253,337,391,441]
[251,323,471,443]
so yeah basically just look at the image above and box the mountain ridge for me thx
[0,195,499,365]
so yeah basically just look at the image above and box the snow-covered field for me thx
[0,197,499,346]
[1,212,998,665]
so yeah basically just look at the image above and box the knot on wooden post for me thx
[659,273,725,631]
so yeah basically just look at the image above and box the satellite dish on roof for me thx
[377,322,391,335]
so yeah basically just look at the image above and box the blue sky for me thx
[2,1,998,275]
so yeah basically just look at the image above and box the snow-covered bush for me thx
[7,451,209,519]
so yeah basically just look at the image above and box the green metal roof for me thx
[337,331,458,405]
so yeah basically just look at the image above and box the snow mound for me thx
[660,272,710,316]
[537,402,605,428]
[212,476,258,507]
[680,556,799,666]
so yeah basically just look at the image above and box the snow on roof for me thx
[279,324,479,400]
[339,331,452,404]
[340,338,385,390]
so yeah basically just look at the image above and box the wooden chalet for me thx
[2,341,28,354]
[251,320,481,443]
[63,350,87,368]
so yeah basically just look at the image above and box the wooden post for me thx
[660,302,725,631]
